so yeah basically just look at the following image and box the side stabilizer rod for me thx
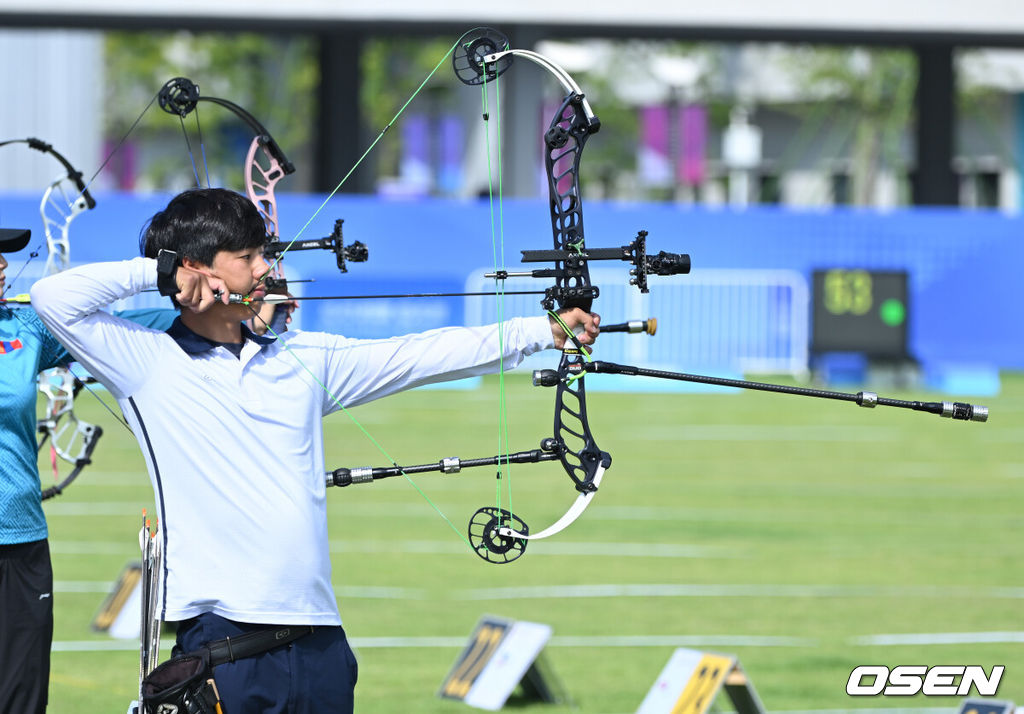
[326,440,560,487]
[532,361,988,422]
[600,318,657,336]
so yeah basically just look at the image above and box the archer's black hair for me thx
[140,188,267,265]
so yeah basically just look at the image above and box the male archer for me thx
[31,188,599,712]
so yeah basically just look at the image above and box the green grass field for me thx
[41,370,1023,713]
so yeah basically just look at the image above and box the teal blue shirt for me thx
[0,305,176,544]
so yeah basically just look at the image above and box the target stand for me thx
[636,648,765,714]
[438,615,568,710]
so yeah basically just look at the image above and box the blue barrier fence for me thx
[3,191,1022,372]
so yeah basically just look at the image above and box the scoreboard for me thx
[811,269,909,359]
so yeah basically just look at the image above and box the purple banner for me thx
[678,105,707,186]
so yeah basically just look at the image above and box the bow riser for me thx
[552,360,611,493]
[244,135,288,241]
[41,178,91,276]
[36,368,103,500]
[544,93,601,314]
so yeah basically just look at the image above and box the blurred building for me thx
[3,7,1024,212]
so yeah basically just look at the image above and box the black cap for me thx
[0,228,31,253]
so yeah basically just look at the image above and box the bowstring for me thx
[175,106,211,189]
[80,91,162,197]
[480,65,514,527]
[193,107,212,189]
[243,304,473,550]
[251,30,481,292]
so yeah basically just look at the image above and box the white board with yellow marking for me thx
[637,647,760,714]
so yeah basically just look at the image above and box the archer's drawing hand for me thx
[250,293,297,335]
[173,266,228,313]
[550,308,600,350]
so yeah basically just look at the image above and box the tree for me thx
[103,32,318,191]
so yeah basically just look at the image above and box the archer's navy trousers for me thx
[174,612,358,713]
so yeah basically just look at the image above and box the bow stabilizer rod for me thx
[599,318,657,335]
[533,361,988,422]
[327,440,566,564]
[326,439,561,487]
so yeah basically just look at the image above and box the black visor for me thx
[0,228,31,253]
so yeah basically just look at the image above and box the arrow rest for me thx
[468,507,529,564]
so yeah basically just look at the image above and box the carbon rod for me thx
[562,361,988,422]
[600,318,657,335]
[327,443,560,487]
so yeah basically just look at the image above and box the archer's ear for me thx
[180,256,207,271]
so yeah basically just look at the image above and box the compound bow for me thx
[155,77,368,305]
[316,28,986,565]
[0,137,96,290]
[82,29,988,564]
[317,29,689,563]
[0,138,103,499]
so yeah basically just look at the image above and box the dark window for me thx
[831,173,851,205]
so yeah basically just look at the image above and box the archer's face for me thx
[0,253,8,291]
[209,248,270,294]
[207,248,272,318]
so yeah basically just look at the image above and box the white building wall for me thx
[782,171,831,207]
[0,30,104,192]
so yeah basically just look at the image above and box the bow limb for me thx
[496,460,608,542]
[0,139,104,496]
[0,138,95,292]
[156,77,369,295]
[39,417,102,501]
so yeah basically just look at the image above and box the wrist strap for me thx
[156,250,180,297]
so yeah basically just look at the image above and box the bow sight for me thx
[262,219,368,292]
[486,231,690,310]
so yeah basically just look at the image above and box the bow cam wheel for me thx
[453,28,512,86]
[468,506,528,564]
[159,77,200,117]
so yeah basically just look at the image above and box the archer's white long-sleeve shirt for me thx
[31,258,553,625]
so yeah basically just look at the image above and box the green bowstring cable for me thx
[248,306,472,549]
[254,31,484,290]
[481,58,515,527]
[237,31,518,551]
